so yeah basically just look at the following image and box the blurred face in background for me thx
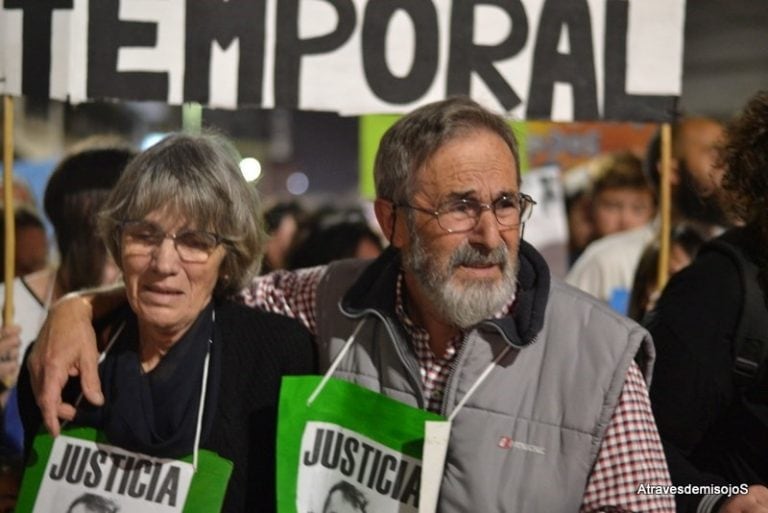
[674,119,727,225]
[566,192,594,258]
[264,214,297,271]
[15,225,48,276]
[592,187,656,238]
[677,119,725,195]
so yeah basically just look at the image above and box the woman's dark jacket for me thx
[18,300,317,513]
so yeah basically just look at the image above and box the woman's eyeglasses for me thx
[120,220,230,263]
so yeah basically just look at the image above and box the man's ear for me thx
[374,198,405,248]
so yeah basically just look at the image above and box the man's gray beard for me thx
[401,224,519,329]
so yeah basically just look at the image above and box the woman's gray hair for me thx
[374,96,521,204]
[98,132,266,297]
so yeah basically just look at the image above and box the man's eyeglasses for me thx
[396,192,536,233]
[120,220,230,263]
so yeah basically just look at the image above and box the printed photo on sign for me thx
[63,493,120,513]
[32,435,194,513]
[297,422,421,513]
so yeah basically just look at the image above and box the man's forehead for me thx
[680,119,724,145]
[414,161,519,200]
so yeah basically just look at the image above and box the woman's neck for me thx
[137,324,186,373]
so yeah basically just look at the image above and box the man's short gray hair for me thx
[98,132,265,297]
[374,96,521,204]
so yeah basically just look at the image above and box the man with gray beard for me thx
[403,222,518,331]
[29,98,674,513]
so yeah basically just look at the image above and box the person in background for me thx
[261,201,305,274]
[0,143,136,511]
[0,207,48,283]
[1,143,135,400]
[286,208,382,269]
[566,117,727,313]
[590,151,656,240]
[0,209,49,447]
[18,133,315,512]
[626,223,705,322]
[647,91,768,513]
[27,97,673,512]
[1,207,48,413]
[563,185,594,265]
[562,151,656,266]
[0,456,21,513]
[43,142,135,294]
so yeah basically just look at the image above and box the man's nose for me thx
[468,208,503,249]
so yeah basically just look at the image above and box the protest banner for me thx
[1,0,684,120]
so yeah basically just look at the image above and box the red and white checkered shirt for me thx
[394,273,461,412]
[392,273,516,412]
[241,267,675,513]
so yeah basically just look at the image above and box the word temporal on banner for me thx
[1,0,684,121]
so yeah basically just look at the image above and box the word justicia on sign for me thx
[302,425,421,508]
[47,441,183,506]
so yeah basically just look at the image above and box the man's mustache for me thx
[449,244,509,269]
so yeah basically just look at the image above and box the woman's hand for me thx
[27,294,102,436]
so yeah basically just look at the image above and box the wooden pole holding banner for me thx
[3,96,16,388]
[3,96,15,328]
[656,123,673,290]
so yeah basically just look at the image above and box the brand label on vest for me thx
[32,435,194,513]
[297,421,421,513]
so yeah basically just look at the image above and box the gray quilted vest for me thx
[314,243,655,513]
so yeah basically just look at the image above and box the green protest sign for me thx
[277,376,444,513]
[16,426,232,513]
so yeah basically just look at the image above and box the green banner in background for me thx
[358,115,399,200]
[359,115,529,199]
[276,376,443,513]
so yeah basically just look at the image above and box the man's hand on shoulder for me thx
[28,293,102,436]
[719,485,768,513]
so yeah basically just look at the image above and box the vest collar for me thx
[339,240,550,348]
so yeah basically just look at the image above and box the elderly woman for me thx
[18,133,315,512]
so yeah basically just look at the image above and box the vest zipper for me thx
[438,330,531,417]
[356,309,428,410]
[440,331,473,417]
